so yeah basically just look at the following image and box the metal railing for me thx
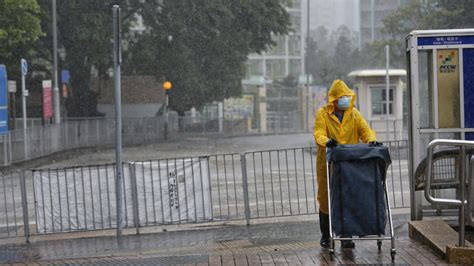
[0,113,314,167]
[0,141,410,241]
[424,139,474,247]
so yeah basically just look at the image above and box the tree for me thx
[380,0,474,68]
[127,0,291,117]
[35,0,139,116]
[0,0,43,77]
[307,25,359,86]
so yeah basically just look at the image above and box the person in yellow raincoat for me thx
[314,79,380,249]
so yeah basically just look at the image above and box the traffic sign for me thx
[0,65,8,134]
[21,59,28,76]
[8,80,16,93]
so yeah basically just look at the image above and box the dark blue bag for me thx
[327,144,391,236]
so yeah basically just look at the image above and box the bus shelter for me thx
[406,29,474,220]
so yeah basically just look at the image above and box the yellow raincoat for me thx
[313,80,377,214]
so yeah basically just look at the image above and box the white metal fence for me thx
[0,141,409,241]
[1,113,314,167]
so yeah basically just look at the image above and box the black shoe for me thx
[341,240,355,249]
[320,237,330,248]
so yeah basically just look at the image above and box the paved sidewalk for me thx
[0,214,445,265]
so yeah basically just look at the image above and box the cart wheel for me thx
[391,250,396,261]
[329,250,334,260]
[377,240,382,251]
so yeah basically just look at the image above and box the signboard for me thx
[8,80,16,93]
[42,80,53,119]
[224,95,254,120]
[0,65,8,134]
[61,70,70,84]
[21,59,27,76]
[418,35,474,46]
[437,49,460,128]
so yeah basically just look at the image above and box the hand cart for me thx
[326,144,396,261]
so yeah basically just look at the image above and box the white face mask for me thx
[337,96,351,110]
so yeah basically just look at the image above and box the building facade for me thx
[359,0,410,45]
[242,0,305,86]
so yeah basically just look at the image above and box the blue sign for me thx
[418,35,474,46]
[61,69,70,84]
[21,58,27,76]
[0,65,8,134]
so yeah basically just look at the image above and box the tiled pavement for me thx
[0,214,446,265]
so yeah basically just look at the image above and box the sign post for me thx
[0,66,8,135]
[8,80,16,130]
[112,5,123,237]
[42,80,53,122]
[163,81,172,140]
[21,59,28,158]
[385,45,390,141]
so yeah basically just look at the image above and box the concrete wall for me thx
[98,103,163,118]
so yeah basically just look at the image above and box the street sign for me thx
[61,69,70,84]
[8,80,16,93]
[21,59,28,76]
[0,65,9,134]
[42,80,53,119]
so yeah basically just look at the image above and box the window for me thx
[266,59,286,79]
[268,35,286,56]
[371,86,395,115]
[288,35,301,55]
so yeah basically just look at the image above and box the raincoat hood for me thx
[326,79,356,114]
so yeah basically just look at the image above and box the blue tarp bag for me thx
[327,144,391,236]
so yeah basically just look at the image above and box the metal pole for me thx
[459,145,466,247]
[113,5,123,237]
[129,163,140,235]
[21,60,27,159]
[52,0,60,124]
[385,45,390,142]
[20,171,30,243]
[240,154,251,226]
[306,0,310,133]
[164,91,168,140]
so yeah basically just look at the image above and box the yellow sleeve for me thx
[314,108,330,146]
[354,109,377,143]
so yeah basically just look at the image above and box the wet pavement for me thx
[0,213,446,265]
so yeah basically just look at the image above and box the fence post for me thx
[2,135,7,166]
[129,163,140,235]
[20,171,30,243]
[240,153,251,226]
[8,133,11,165]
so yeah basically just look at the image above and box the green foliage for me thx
[0,0,43,75]
[307,25,361,86]
[35,0,138,116]
[126,0,291,115]
[380,0,474,68]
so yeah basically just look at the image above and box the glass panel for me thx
[268,35,286,56]
[266,60,286,79]
[370,86,395,115]
[463,48,474,128]
[247,60,263,76]
[289,11,301,33]
[288,35,301,56]
[437,49,460,128]
[289,59,301,76]
[418,50,434,129]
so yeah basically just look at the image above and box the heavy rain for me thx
[0,0,474,264]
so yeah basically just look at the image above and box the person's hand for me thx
[369,141,383,147]
[326,138,338,148]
